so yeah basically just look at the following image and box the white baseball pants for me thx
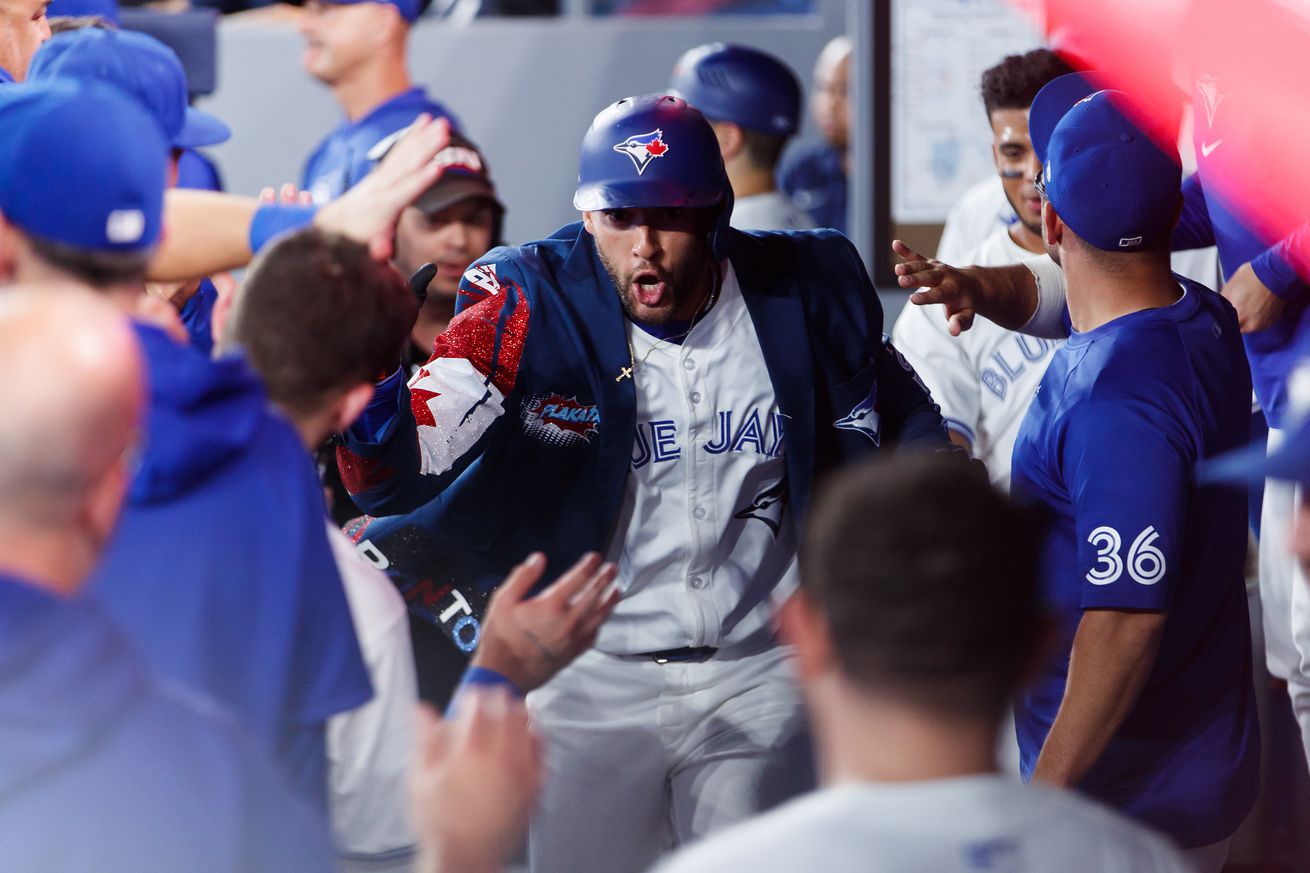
[525,642,808,873]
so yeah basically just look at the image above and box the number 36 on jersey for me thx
[1086,525,1167,586]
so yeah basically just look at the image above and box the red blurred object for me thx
[1022,0,1310,267]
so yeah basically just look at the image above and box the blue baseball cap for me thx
[319,0,420,24]
[28,28,230,149]
[0,79,166,253]
[669,43,802,137]
[1030,73,1181,252]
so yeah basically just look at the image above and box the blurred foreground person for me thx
[0,288,330,872]
[222,227,621,868]
[654,455,1190,873]
[0,78,371,807]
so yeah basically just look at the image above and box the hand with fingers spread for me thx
[471,552,621,694]
[317,115,454,262]
[893,239,982,336]
[894,239,1044,335]
[412,691,542,873]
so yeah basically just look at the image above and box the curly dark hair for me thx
[980,48,1076,119]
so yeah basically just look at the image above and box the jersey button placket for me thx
[681,346,713,641]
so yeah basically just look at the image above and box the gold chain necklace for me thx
[615,263,721,383]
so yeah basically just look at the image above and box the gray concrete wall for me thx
[197,2,847,244]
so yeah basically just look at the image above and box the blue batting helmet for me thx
[669,43,802,137]
[574,93,734,258]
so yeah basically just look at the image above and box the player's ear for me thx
[1040,201,1062,249]
[778,590,834,680]
[582,211,596,235]
[711,122,743,161]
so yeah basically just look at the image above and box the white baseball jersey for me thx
[730,191,814,232]
[325,524,419,870]
[600,261,798,655]
[893,225,1061,489]
[651,776,1190,873]
[936,175,1015,265]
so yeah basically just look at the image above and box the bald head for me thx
[0,285,142,559]
[813,35,851,151]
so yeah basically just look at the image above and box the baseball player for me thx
[892,49,1072,489]
[300,0,460,204]
[337,94,952,873]
[27,25,233,354]
[900,77,1259,869]
[777,35,849,233]
[384,130,507,373]
[652,454,1190,873]
[903,66,1310,770]
[668,43,812,231]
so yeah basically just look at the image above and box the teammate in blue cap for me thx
[0,76,372,811]
[903,78,1258,869]
[902,64,1310,770]
[28,25,231,352]
[335,92,953,873]
[299,0,459,204]
[669,42,811,231]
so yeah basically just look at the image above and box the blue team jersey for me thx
[1010,277,1259,848]
[1172,73,1310,429]
[776,140,846,234]
[89,324,372,808]
[302,87,460,204]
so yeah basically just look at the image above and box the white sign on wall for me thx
[892,0,1044,223]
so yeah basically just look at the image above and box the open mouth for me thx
[632,271,667,307]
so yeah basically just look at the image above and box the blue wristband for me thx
[445,666,523,718]
[249,203,318,254]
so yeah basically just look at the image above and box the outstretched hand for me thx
[316,115,453,262]
[471,552,620,694]
[412,692,542,873]
[893,239,981,336]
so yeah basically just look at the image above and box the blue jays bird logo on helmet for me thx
[613,129,670,175]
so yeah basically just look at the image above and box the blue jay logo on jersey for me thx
[835,388,881,446]
[733,475,788,537]
[613,129,669,175]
